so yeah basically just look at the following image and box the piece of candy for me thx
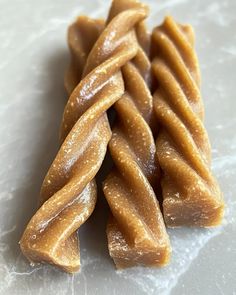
[103,0,171,269]
[151,16,224,227]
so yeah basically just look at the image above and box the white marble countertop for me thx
[0,0,235,294]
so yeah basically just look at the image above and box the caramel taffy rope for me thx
[20,1,148,273]
[103,1,171,269]
[19,17,102,273]
[152,16,224,227]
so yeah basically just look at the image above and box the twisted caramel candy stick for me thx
[19,17,103,273]
[152,16,224,227]
[103,2,171,269]
[20,1,148,273]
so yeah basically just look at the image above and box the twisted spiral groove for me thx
[103,8,171,268]
[20,0,148,273]
[152,16,224,227]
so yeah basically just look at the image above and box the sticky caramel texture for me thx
[20,0,149,272]
[19,17,102,273]
[103,0,171,269]
[152,16,224,227]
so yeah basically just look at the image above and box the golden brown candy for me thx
[19,17,102,273]
[151,16,224,227]
[103,1,171,269]
[20,0,149,273]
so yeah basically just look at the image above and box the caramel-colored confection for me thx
[20,0,149,273]
[19,17,101,273]
[103,0,171,269]
[151,16,224,227]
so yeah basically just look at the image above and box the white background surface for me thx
[0,0,236,294]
